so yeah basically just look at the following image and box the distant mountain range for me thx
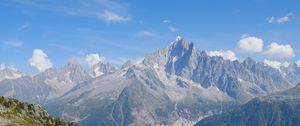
[1,36,300,125]
[0,59,115,105]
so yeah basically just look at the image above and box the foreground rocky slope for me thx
[0,96,76,126]
[195,83,300,126]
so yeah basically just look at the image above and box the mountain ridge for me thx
[44,36,300,125]
[1,36,300,125]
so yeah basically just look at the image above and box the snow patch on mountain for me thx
[263,59,287,69]
[0,67,24,82]
[88,61,116,78]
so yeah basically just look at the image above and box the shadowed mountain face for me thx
[195,83,300,126]
[44,37,300,125]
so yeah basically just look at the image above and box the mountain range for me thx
[195,83,300,126]
[0,36,300,125]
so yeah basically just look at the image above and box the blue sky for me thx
[0,0,300,74]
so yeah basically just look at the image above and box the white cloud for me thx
[28,49,53,72]
[135,31,157,37]
[264,42,294,59]
[85,53,103,66]
[3,39,23,48]
[169,26,178,32]
[263,60,289,69]
[12,0,131,23]
[98,10,129,22]
[108,57,142,66]
[296,60,300,67]
[237,35,263,53]
[267,17,276,23]
[207,50,237,61]
[267,13,293,24]
[163,20,170,23]
[277,16,290,24]
[263,60,282,69]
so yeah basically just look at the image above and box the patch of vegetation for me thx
[0,96,77,126]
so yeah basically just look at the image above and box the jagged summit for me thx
[121,60,134,69]
[67,58,81,67]
[168,36,196,58]
[175,35,183,41]
[170,36,193,49]
[89,61,116,78]
[242,57,256,66]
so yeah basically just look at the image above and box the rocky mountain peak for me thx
[66,58,81,68]
[0,67,24,81]
[242,57,257,68]
[121,60,134,69]
[89,61,116,78]
[243,57,255,64]
[169,36,194,55]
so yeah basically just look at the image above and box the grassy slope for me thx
[0,96,77,126]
